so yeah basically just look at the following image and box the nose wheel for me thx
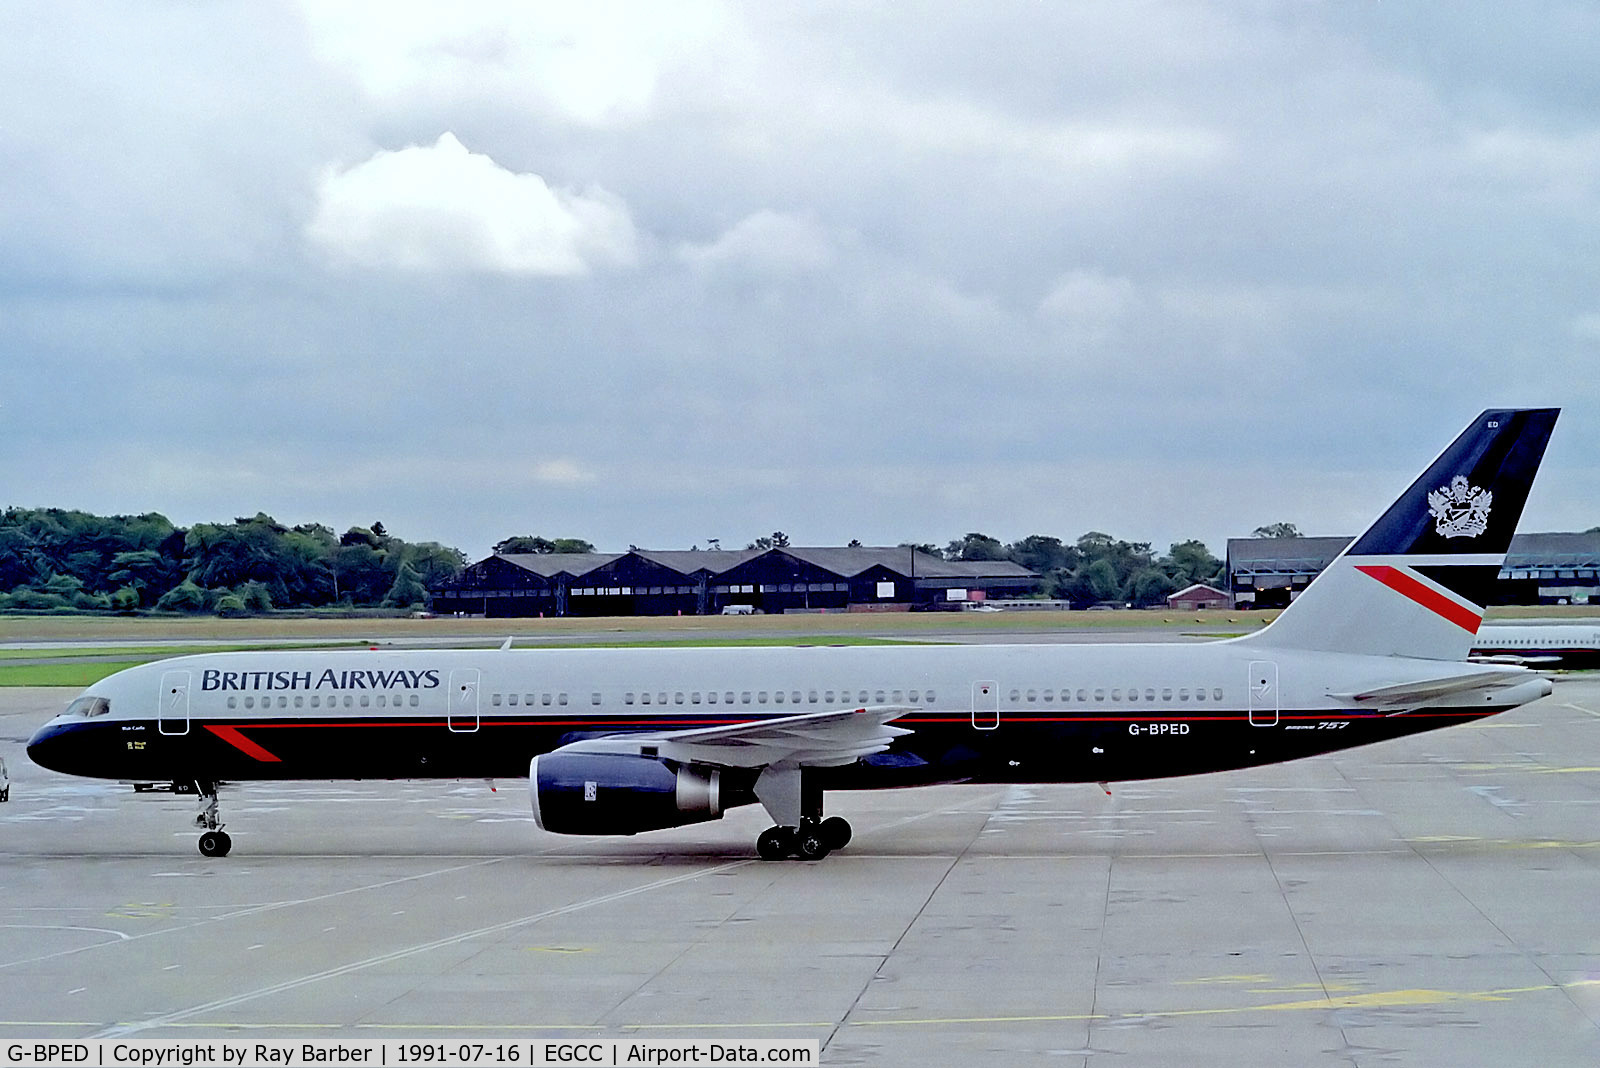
[198,829,232,857]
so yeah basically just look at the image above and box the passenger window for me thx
[1161,689,1172,701]
[1077,689,1087,702]
[591,692,601,705]
[758,691,769,703]
[1026,689,1037,703]
[1112,689,1122,702]
[893,690,903,703]
[741,692,751,704]
[542,694,552,706]
[378,695,387,708]
[725,692,736,704]
[1145,689,1155,702]
[792,691,802,703]
[1179,689,1189,701]
[508,694,518,706]
[859,690,869,704]
[691,692,701,704]
[809,690,819,703]
[1009,689,1020,702]
[227,696,237,709]
[343,695,353,708]
[908,690,919,703]
[925,690,936,703]
[674,692,685,705]
[640,693,651,705]
[409,694,419,707]
[1196,688,1206,702]
[1212,688,1223,701]
[707,691,717,704]
[491,694,502,707]
[1042,689,1053,702]
[310,695,321,708]
[294,695,303,708]
[524,694,534,706]
[244,696,254,709]
[359,695,369,708]
[825,690,836,703]
[775,691,785,704]
[625,693,635,705]
[558,694,568,706]
[656,693,666,706]
[1127,689,1137,702]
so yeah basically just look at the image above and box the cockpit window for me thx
[65,696,111,718]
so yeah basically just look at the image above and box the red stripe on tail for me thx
[1355,565,1483,633]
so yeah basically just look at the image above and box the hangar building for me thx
[430,546,1038,617]
[1227,532,1600,608]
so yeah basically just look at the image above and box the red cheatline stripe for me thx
[1355,564,1482,633]
[204,724,282,762]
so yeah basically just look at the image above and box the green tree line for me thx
[0,508,465,615]
[930,531,1225,608]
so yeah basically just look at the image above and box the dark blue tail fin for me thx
[1243,408,1559,659]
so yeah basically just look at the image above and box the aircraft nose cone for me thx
[26,721,75,774]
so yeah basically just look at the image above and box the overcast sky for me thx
[4,2,1598,560]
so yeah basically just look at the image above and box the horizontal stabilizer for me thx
[1328,669,1536,707]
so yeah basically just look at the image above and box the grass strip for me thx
[0,662,150,687]
[0,642,368,661]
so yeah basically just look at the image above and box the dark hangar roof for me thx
[486,546,1037,583]
[1227,532,1600,575]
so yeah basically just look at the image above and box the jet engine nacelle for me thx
[529,752,723,835]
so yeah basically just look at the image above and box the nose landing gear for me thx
[192,780,232,857]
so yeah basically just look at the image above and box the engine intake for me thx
[529,752,723,835]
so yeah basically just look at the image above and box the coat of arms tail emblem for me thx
[1427,475,1492,539]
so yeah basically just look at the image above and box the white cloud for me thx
[1037,270,1138,342]
[306,133,638,275]
[296,0,734,126]
[678,210,834,275]
[1572,313,1600,342]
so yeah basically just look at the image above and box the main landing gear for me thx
[192,780,232,857]
[752,766,850,861]
[756,816,852,861]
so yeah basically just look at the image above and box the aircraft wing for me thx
[552,706,915,768]
[1328,669,1537,708]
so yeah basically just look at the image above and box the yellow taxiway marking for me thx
[30,978,1592,1035]
[1409,835,1600,850]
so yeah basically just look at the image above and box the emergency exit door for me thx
[972,680,1000,730]
[448,668,480,732]
[1248,660,1279,727]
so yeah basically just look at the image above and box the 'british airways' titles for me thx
[200,669,441,692]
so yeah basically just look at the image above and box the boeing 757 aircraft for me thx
[28,409,1560,860]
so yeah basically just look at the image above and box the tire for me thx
[820,816,851,850]
[198,831,226,857]
[756,826,792,861]
[796,830,831,861]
